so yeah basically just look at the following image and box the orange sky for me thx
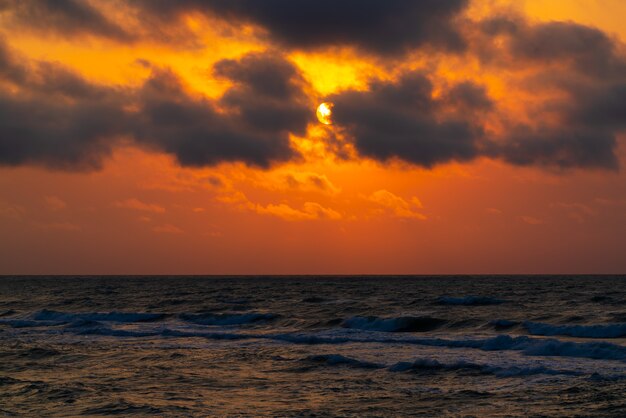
[1,0,625,274]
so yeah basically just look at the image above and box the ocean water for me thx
[1,276,626,417]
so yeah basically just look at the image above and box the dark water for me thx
[2,276,626,417]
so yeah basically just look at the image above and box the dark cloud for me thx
[480,17,626,78]
[471,16,626,170]
[444,82,493,112]
[488,126,619,170]
[566,83,626,129]
[327,46,625,171]
[135,0,469,55]
[0,0,132,41]
[0,95,128,170]
[213,52,312,135]
[329,73,483,167]
[0,44,310,170]
[1,6,625,173]
[131,58,309,168]
[0,38,128,170]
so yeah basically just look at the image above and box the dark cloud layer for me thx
[0,3,625,172]
[0,0,132,41]
[136,0,469,55]
[0,42,310,170]
[1,0,469,55]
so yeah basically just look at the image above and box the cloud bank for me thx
[0,2,625,171]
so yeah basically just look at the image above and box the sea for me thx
[1,275,626,417]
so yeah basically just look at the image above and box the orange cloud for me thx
[368,190,426,220]
[44,196,67,211]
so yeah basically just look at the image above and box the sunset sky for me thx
[1,0,625,274]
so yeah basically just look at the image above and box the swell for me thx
[341,315,447,332]
[179,312,277,326]
[523,321,626,338]
[70,325,626,362]
[388,358,583,377]
[298,354,584,378]
[0,309,277,328]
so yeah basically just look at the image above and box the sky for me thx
[0,0,625,274]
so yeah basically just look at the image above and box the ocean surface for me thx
[2,276,626,417]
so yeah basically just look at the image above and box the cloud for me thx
[520,215,543,225]
[551,202,595,224]
[1,8,625,173]
[0,201,25,220]
[285,172,340,194]
[0,44,310,170]
[0,39,131,170]
[132,53,312,168]
[368,190,426,220]
[217,189,341,221]
[134,0,469,56]
[488,126,619,170]
[44,196,67,210]
[480,18,626,78]
[322,16,626,171]
[256,201,341,221]
[0,0,132,41]
[114,198,165,214]
[476,16,626,170]
[330,73,484,167]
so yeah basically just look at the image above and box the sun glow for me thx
[316,102,334,125]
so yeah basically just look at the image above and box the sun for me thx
[316,102,334,125]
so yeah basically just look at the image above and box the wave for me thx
[0,319,64,328]
[301,297,326,303]
[260,333,626,362]
[342,316,446,332]
[86,325,626,362]
[524,321,626,338]
[76,327,162,338]
[437,296,505,306]
[23,347,62,359]
[490,319,519,330]
[299,354,583,378]
[179,312,277,326]
[32,310,166,323]
[82,400,163,415]
[389,358,583,377]
[302,354,384,369]
[0,310,165,328]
